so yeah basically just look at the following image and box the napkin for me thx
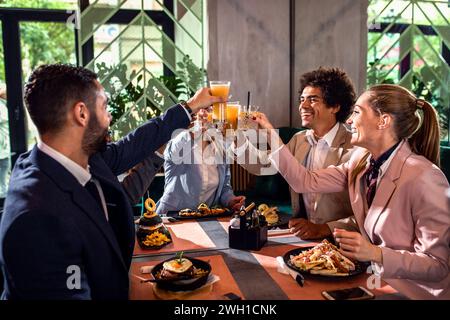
[276,256,290,275]
[276,256,304,286]
[140,265,154,274]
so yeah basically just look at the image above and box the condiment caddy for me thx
[229,202,267,250]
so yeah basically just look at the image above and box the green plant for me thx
[96,55,206,138]
[0,0,76,84]
[411,72,448,138]
[368,61,449,141]
[177,55,207,97]
[367,59,396,85]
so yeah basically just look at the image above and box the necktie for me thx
[85,179,107,220]
[364,141,402,207]
[293,194,308,219]
[365,159,379,207]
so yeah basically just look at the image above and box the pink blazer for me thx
[273,140,450,299]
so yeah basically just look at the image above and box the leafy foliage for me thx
[368,60,449,140]
[411,72,448,136]
[367,59,395,85]
[96,55,206,139]
[0,0,76,83]
[177,55,206,97]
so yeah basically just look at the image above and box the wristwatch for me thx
[179,100,193,115]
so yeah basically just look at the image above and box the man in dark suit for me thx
[0,64,221,299]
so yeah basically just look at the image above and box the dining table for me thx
[129,216,406,300]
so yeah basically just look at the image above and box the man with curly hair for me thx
[243,67,358,239]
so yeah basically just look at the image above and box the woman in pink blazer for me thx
[255,84,449,299]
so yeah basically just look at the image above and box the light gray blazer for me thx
[156,130,235,215]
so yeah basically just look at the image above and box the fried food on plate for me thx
[289,239,356,276]
[178,203,227,217]
[197,203,211,215]
[145,198,156,212]
[259,204,279,225]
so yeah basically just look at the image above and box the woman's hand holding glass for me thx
[238,105,262,131]
[251,111,274,130]
[248,111,283,149]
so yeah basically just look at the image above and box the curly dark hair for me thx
[24,64,98,134]
[299,67,356,123]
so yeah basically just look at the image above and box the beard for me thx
[81,112,109,156]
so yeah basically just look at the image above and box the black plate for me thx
[283,247,369,279]
[167,208,232,220]
[266,211,290,229]
[150,256,212,291]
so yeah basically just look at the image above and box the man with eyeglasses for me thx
[242,67,358,239]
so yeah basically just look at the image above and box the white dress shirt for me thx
[303,122,340,219]
[37,141,109,221]
[198,142,219,204]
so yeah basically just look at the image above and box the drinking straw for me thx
[247,91,251,108]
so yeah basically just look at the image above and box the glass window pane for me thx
[83,0,162,10]
[367,32,401,84]
[19,21,76,150]
[0,0,77,9]
[92,23,163,77]
[121,0,162,10]
[368,0,450,143]
[0,20,11,198]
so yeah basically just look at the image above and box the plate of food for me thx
[167,203,232,220]
[149,252,212,291]
[136,198,173,250]
[283,239,368,278]
[257,204,290,229]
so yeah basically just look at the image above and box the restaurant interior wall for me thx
[207,0,369,129]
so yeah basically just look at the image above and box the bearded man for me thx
[0,64,220,300]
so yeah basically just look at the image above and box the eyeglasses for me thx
[299,95,323,105]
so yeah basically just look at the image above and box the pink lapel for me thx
[364,141,411,242]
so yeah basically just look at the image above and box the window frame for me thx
[0,2,175,203]
[368,22,450,144]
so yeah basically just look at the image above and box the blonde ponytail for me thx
[408,99,440,166]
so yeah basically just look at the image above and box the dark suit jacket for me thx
[0,104,189,300]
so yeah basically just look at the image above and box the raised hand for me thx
[187,88,224,113]
[251,112,274,130]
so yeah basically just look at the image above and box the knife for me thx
[287,267,305,287]
[289,270,305,287]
